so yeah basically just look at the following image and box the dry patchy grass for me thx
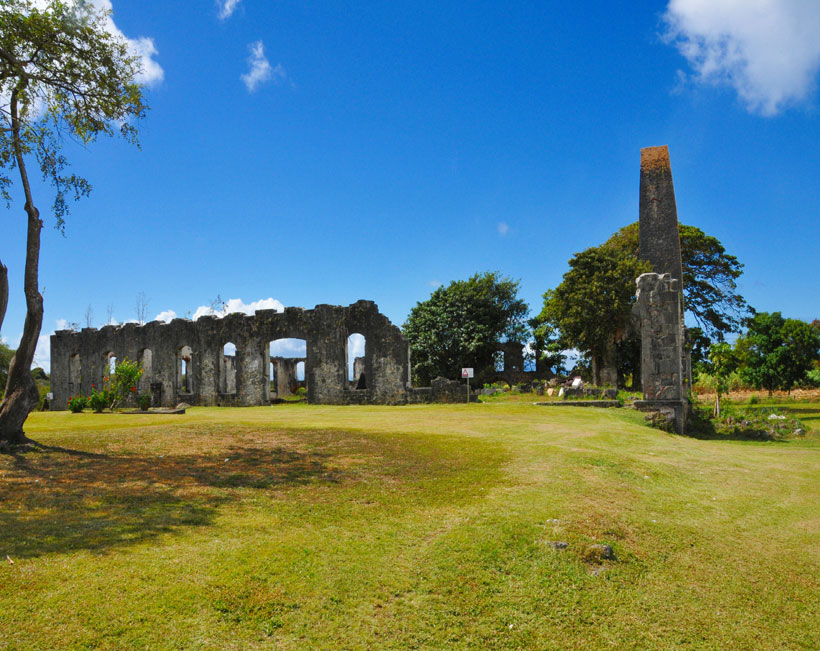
[1,403,819,649]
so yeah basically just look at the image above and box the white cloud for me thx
[217,0,241,20]
[241,41,285,92]
[154,309,177,323]
[497,222,509,236]
[191,297,285,321]
[663,0,820,115]
[429,280,442,288]
[33,333,51,370]
[270,338,306,358]
[86,0,164,86]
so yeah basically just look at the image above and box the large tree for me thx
[603,222,750,339]
[535,222,750,388]
[403,272,529,386]
[536,247,650,386]
[736,312,820,395]
[0,0,146,446]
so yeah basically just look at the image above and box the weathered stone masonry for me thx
[633,145,690,433]
[50,300,454,409]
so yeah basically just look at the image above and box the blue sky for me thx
[2,0,820,370]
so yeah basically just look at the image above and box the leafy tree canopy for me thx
[736,312,820,395]
[403,272,529,386]
[603,222,750,340]
[0,0,146,225]
[535,246,650,366]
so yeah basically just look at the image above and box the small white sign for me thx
[461,368,474,379]
[46,392,53,400]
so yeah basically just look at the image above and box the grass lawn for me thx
[1,402,819,649]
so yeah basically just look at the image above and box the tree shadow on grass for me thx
[0,443,342,559]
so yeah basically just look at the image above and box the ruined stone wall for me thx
[271,357,301,397]
[51,300,425,409]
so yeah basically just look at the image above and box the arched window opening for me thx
[523,344,536,373]
[177,345,193,394]
[269,338,307,399]
[221,342,237,394]
[103,351,116,382]
[347,333,366,389]
[494,350,505,372]
[138,348,153,392]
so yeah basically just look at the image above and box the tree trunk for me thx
[0,88,43,447]
[0,203,43,446]
[0,259,7,335]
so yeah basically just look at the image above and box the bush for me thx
[803,369,820,388]
[88,386,111,413]
[137,392,152,411]
[108,358,143,410]
[67,394,87,413]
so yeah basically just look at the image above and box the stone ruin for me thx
[50,300,469,410]
[633,145,691,433]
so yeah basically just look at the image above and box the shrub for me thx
[137,392,152,411]
[803,369,820,388]
[108,358,143,410]
[88,386,111,413]
[67,394,87,413]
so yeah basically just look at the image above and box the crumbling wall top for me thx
[640,145,670,172]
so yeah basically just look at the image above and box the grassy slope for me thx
[1,403,819,649]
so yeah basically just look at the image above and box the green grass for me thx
[2,402,819,649]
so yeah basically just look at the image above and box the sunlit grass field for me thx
[1,402,819,649]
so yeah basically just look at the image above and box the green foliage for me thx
[535,247,650,363]
[529,318,566,376]
[737,312,820,395]
[108,357,143,410]
[692,403,808,441]
[403,271,529,386]
[687,326,712,374]
[35,381,49,409]
[0,0,147,225]
[30,366,48,381]
[67,394,86,413]
[137,392,152,411]
[603,222,751,339]
[695,370,743,395]
[88,386,110,413]
[0,339,13,396]
[805,369,820,388]
[708,341,736,415]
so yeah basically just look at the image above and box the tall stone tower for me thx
[638,146,683,283]
[633,146,689,433]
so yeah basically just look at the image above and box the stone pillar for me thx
[639,146,683,282]
[49,332,70,410]
[237,336,266,406]
[634,146,688,434]
[633,273,687,433]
